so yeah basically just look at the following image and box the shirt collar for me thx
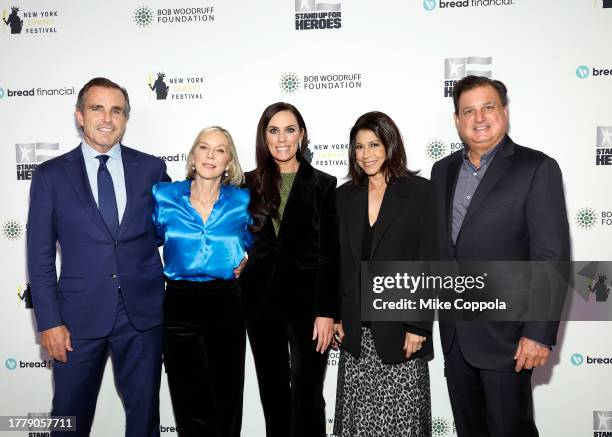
[461,139,502,170]
[81,141,121,162]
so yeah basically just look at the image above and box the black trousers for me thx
[246,318,329,437]
[164,279,246,437]
[444,334,538,437]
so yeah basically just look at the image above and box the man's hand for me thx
[41,325,72,363]
[514,336,550,372]
[403,332,426,359]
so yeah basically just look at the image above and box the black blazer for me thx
[430,135,570,371]
[241,161,340,321]
[337,176,437,364]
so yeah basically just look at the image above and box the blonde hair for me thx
[185,126,244,186]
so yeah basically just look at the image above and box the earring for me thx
[223,169,229,178]
[191,165,196,170]
[298,140,302,149]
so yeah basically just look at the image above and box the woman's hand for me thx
[233,256,247,278]
[331,322,345,350]
[313,317,334,354]
[403,332,426,359]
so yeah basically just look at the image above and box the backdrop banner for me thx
[1,1,611,436]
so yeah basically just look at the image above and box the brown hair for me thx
[347,111,418,186]
[247,102,308,231]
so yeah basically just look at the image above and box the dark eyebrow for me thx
[463,101,496,110]
[267,124,297,129]
[87,104,124,113]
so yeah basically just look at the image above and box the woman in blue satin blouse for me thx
[152,126,251,437]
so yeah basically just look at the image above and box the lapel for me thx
[445,153,462,241]
[62,145,111,238]
[456,136,515,242]
[370,179,412,258]
[118,145,140,239]
[345,182,367,267]
[277,160,314,240]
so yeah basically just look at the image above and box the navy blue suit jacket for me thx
[430,136,570,371]
[27,144,170,339]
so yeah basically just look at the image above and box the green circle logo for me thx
[570,353,584,366]
[425,139,448,161]
[432,417,450,437]
[133,6,154,27]
[279,73,300,94]
[2,220,23,240]
[5,358,17,370]
[575,207,597,230]
[0,87,5,99]
[423,0,437,11]
[575,65,589,79]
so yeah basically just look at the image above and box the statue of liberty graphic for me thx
[589,275,610,302]
[149,73,169,100]
[3,7,23,34]
[18,283,33,308]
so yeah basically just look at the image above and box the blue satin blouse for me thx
[152,180,253,281]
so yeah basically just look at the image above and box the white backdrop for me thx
[1,1,611,436]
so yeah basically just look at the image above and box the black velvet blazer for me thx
[337,176,437,364]
[240,161,340,321]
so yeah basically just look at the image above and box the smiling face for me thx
[355,129,387,178]
[189,130,233,181]
[76,86,127,153]
[454,84,509,156]
[265,110,304,170]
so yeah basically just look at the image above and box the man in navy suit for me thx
[430,76,570,437]
[27,77,170,436]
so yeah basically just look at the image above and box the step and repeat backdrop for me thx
[1,0,611,436]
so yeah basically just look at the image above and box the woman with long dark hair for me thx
[333,111,436,436]
[240,102,340,437]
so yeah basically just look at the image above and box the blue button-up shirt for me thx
[152,180,253,281]
[451,142,501,244]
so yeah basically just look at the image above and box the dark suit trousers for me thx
[247,318,328,437]
[51,291,163,437]
[164,279,246,437]
[444,334,538,437]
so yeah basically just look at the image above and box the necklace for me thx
[190,181,220,209]
[191,190,219,208]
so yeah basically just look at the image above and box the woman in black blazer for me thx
[333,112,436,437]
[240,102,340,437]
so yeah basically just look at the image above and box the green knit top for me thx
[274,172,296,235]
